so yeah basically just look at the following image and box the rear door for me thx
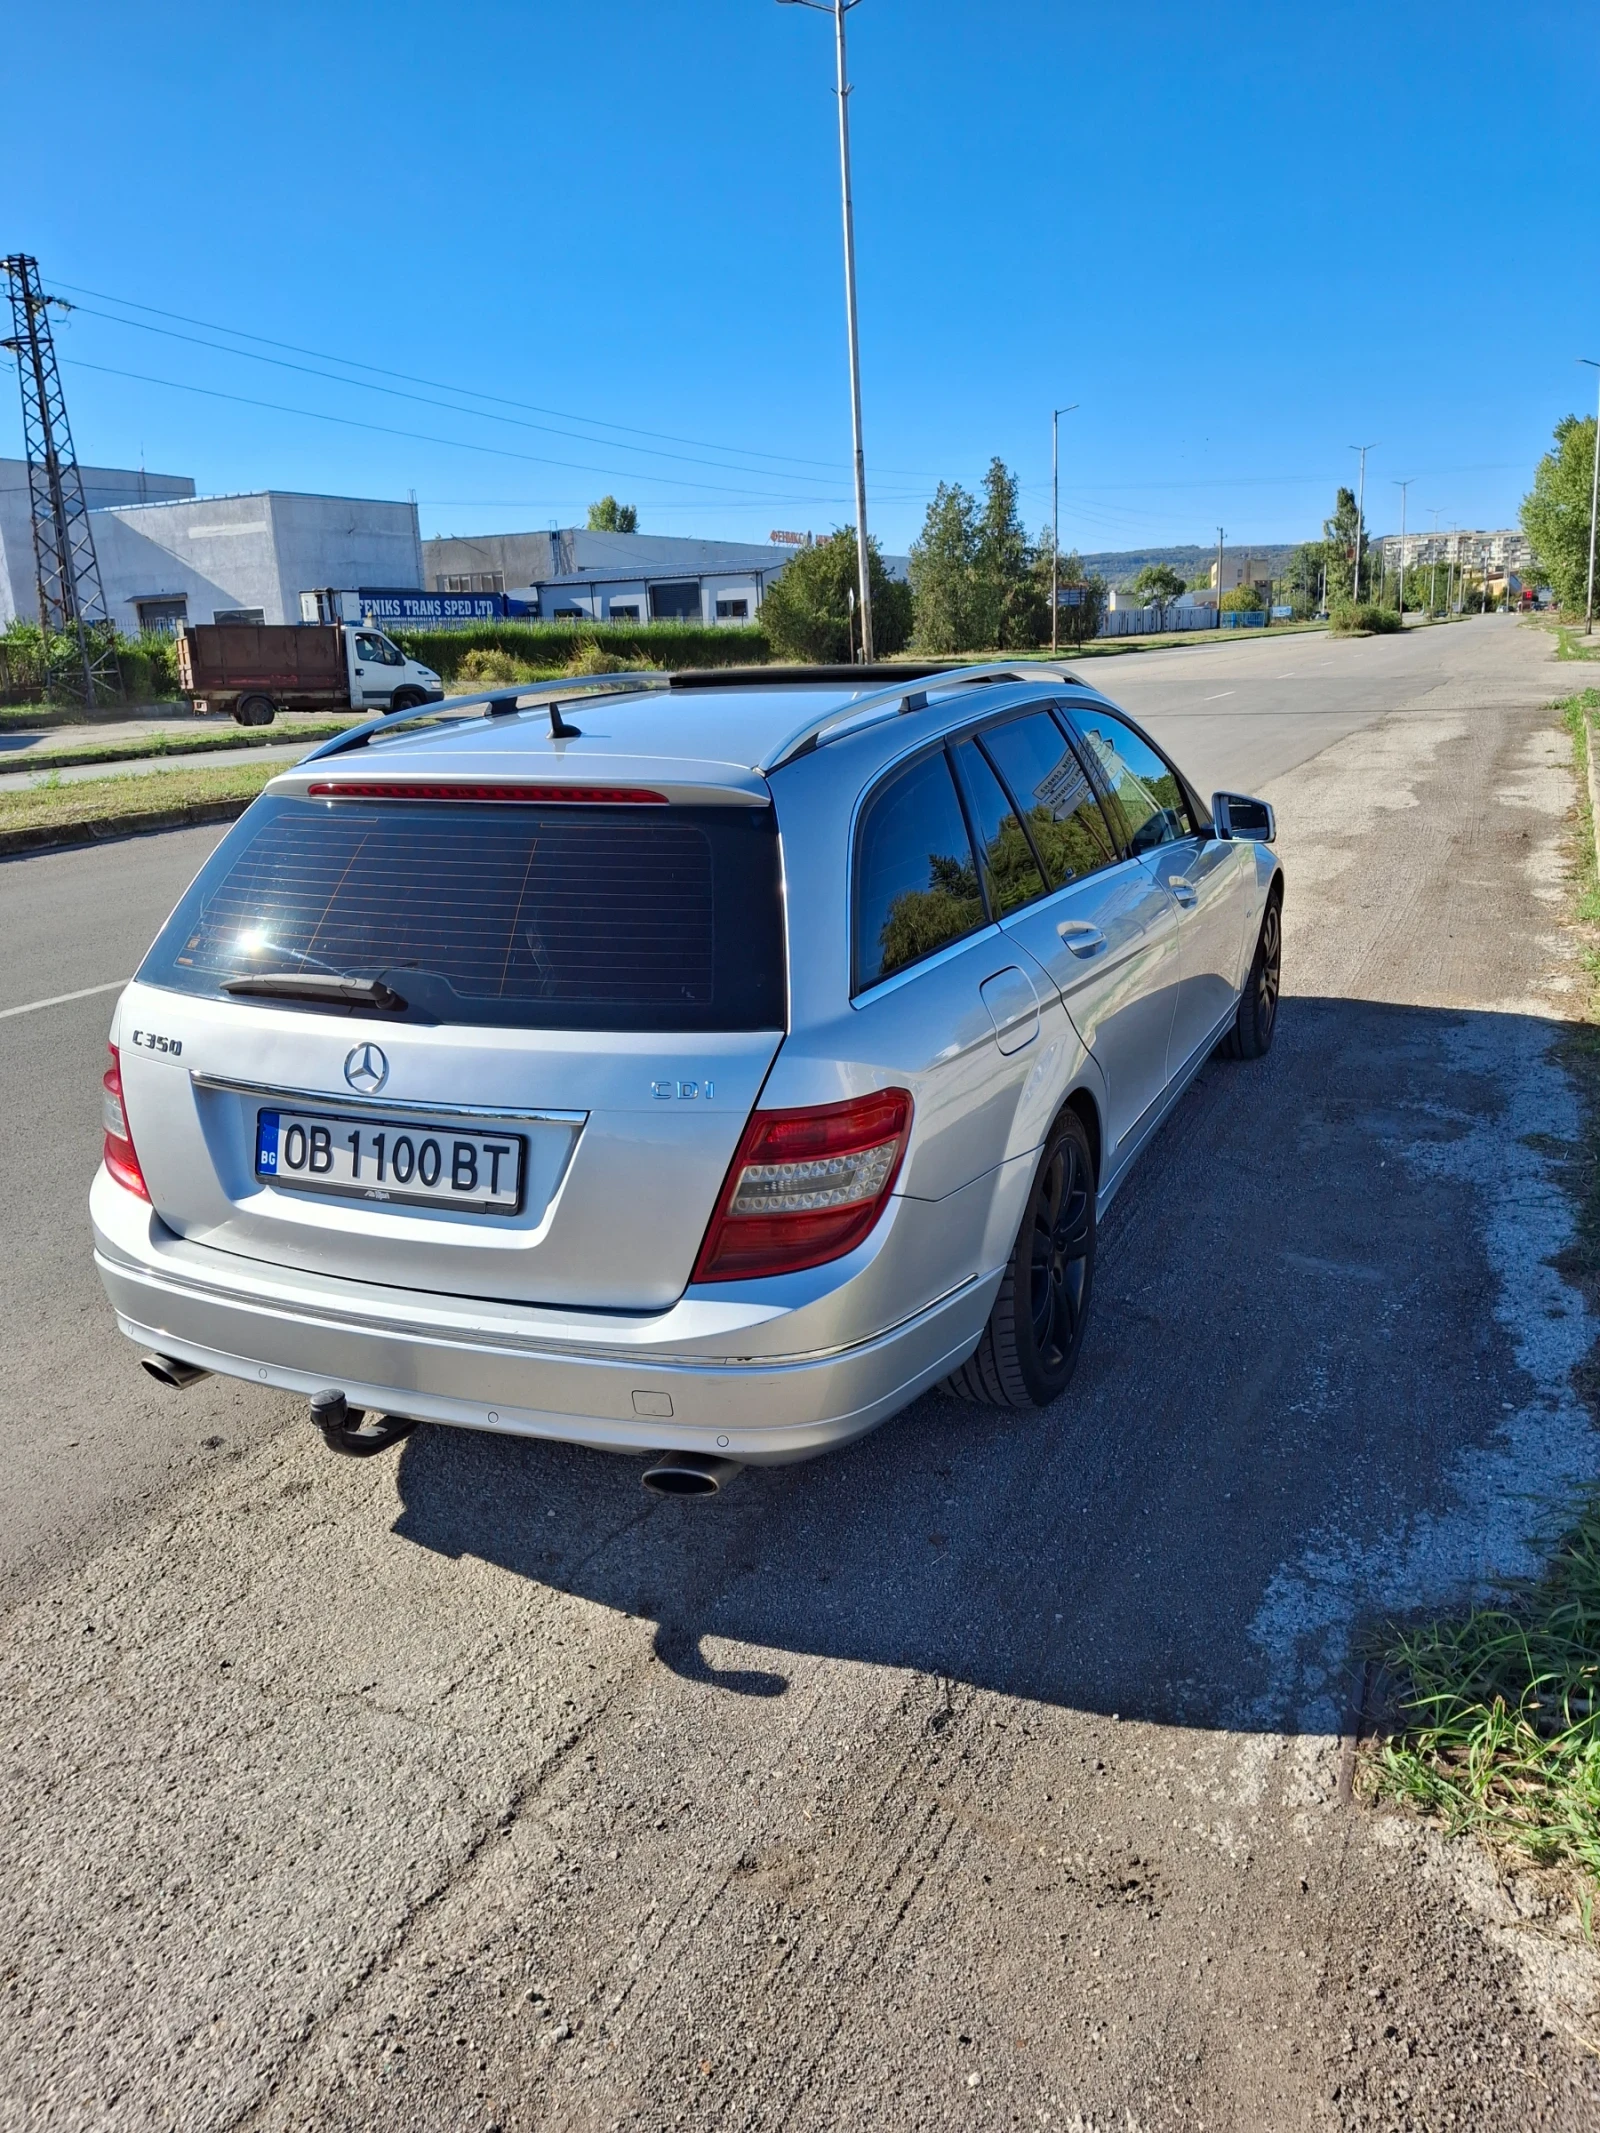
[845,744,1065,1204]
[117,788,787,1311]
[1068,703,1254,1081]
[976,708,1180,1160]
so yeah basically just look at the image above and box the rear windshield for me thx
[138,795,787,1032]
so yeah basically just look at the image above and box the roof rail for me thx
[302,670,671,764]
[757,661,1085,774]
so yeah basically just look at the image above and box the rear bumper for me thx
[92,1171,996,1463]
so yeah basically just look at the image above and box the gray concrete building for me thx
[0,459,194,626]
[422,526,909,628]
[90,490,424,634]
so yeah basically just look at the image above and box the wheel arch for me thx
[1060,1083,1103,1189]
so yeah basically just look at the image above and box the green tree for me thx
[1220,583,1265,613]
[757,527,912,662]
[976,458,1044,648]
[587,496,639,533]
[910,482,984,652]
[1521,416,1597,613]
[1131,563,1185,605]
[1323,487,1364,603]
[1284,540,1327,616]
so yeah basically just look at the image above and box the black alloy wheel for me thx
[944,1108,1097,1410]
[1225,890,1282,1059]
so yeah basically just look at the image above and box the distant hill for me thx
[1079,544,1296,589]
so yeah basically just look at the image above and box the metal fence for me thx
[1094,606,1221,638]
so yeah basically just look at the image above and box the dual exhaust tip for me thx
[142,1356,739,1496]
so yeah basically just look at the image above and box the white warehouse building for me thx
[421,527,909,627]
[90,489,425,634]
[0,458,194,627]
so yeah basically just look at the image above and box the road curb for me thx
[0,796,254,861]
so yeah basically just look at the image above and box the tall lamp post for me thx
[1051,403,1079,654]
[779,0,875,661]
[1581,358,1600,636]
[1349,443,1376,602]
[1393,478,1412,622]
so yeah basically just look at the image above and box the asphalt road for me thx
[3,617,1599,2129]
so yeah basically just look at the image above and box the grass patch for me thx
[1558,627,1600,662]
[10,720,348,774]
[1560,690,1600,928]
[1368,685,1600,1898]
[0,758,279,837]
[1370,1494,1600,1880]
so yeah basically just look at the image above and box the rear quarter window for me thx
[853,750,985,993]
[138,794,787,1033]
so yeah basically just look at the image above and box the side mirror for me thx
[1212,792,1276,843]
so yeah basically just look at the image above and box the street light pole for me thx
[1051,402,1078,655]
[1393,478,1412,622]
[1428,507,1441,615]
[779,0,874,659]
[1581,359,1600,636]
[1349,443,1375,603]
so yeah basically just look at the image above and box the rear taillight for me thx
[102,1045,150,1201]
[692,1089,912,1283]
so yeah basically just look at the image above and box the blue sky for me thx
[5,1,1594,556]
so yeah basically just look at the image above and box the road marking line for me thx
[0,979,125,1021]
[1202,690,1235,701]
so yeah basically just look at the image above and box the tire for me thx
[1223,887,1282,1060]
[387,688,424,715]
[234,694,276,727]
[944,1107,1096,1409]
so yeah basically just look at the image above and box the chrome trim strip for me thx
[96,1241,982,1372]
[189,1071,585,1128]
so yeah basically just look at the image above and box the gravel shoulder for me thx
[3,620,1598,2131]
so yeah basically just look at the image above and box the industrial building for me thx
[0,459,194,627]
[89,490,425,634]
[421,527,909,627]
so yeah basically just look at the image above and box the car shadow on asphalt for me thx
[392,996,1591,1734]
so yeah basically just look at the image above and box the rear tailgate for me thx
[115,785,785,1311]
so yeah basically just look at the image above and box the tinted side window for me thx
[951,738,1048,917]
[1071,707,1196,855]
[854,752,985,991]
[981,712,1120,888]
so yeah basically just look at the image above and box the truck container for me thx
[176,622,443,725]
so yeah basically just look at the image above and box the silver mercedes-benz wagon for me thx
[92,660,1282,1492]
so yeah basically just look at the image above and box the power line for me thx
[52,276,940,484]
[59,300,877,492]
[59,355,927,508]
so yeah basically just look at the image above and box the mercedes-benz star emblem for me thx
[344,1042,389,1095]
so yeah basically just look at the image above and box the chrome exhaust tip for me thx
[139,1353,212,1390]
[641,1451,742,1498]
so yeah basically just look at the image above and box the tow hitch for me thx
[309,1389,418,1458]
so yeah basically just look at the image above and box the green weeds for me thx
[1371,1495,1600,1878]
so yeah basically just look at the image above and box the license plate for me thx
[255,1108,525,1214]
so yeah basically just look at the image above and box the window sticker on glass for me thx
[980,714,1119,887]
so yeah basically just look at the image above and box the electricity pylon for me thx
[1,254,120,704]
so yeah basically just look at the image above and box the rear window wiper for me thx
[222,972,408,1011]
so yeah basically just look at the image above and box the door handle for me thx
[1166,879,1198,907]
[1057,920,1107,957]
